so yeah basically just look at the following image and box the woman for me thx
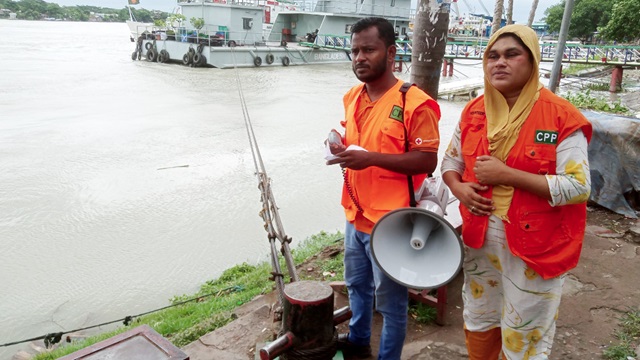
[441,25,592,359]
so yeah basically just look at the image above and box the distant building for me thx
[532,22,550,38]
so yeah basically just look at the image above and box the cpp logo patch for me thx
[389,105,404,122]
[535,130,558,145]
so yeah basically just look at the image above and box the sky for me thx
[47,0,561,24]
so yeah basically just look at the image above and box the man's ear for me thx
[387,45,397,63]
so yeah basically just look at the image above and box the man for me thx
[326,17,441,360]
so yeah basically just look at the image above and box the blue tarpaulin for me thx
[584,111,640,218]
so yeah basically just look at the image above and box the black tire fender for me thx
[131,51,137,61]
[254,56,262,67]
[265,53,274,64]
[182,53,192,65]
[160,50,170,63]
[146,49,157,62]
[144,42,152,50]
[193,52,202,66]
[282,56,290,66]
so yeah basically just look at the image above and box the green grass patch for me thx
[603,307,640,360]
[563,64,599,76]
[408,301,437,325]
[32,231,344,359]
[562,90,630,114]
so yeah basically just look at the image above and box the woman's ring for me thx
[470,206,475,212]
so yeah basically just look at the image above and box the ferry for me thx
[131,0,412,68]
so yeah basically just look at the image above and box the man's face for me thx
[485,36,533,97]
[351,26,391,83]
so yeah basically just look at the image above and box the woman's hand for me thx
[448,180,494,216]
[473,155,510,186]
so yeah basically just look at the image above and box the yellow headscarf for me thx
[482,25,542,220]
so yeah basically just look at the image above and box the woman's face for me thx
[485,36,533,97]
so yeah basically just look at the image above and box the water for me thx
[0,20,474,359]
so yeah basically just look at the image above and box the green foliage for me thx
[562,64,598,75]
[603,308,640,359]
[0,0,168,22]
[543,0,613,42]
[408,302,437,324]
[190,17,205,30]
[166,13,186,29]
[600,0,640,42]
[562,90,630,114]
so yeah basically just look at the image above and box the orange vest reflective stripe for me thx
[341,80,439,227]
[459,88,593,279]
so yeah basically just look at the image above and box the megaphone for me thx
[371,177,463,289]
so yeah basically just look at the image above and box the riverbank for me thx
[183,204,640,360]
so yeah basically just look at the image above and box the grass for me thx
[562,90,630,114]
[563,64,600,76]
[603,308,640,360]
[32,231,344,360]
[408,302,437,324]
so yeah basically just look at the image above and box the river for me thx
[0,20,478,359]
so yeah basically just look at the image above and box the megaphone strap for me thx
[400,82,417,208]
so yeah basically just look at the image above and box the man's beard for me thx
[353,59,387,83]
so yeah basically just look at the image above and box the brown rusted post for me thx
[610,66,623,92]
[448,60,454,77]
[442,59,448,77]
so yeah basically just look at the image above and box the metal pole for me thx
[548,0,574,93]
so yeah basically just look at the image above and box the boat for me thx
[131,0,413,68]
[126,2,153,42]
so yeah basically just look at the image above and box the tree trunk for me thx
[527,0,540,27]
[491,0,504,35]
[410,0,451,99]
[506,0,513,24]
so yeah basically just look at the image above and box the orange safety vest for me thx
[341,80,439,228]
[459,88,593,279]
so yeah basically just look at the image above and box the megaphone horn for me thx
[370,177,463,290]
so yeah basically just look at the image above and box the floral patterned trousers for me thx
[462,215,565,360]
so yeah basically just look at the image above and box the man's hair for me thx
[350,17,396,48]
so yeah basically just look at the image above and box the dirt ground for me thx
[183,202,639,360]
[300,204,640,360]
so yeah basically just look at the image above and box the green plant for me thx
[563,64,599,76]
[408,302,437,324]
[562,90,630,114]
[603,308,640,360]
[166,13,185,30]
[190,17,205,31]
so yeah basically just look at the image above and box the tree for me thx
[600,0,640,43]
[543,2,564,34]
[491,0,504,35]
[527,0,539,26]
[410,0,450,99]
[543,0,613,42]
[190,17,205,31]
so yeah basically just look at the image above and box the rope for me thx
[0,285,242,348]
[228,48,299,317]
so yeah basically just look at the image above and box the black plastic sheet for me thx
[584,110,640,218]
